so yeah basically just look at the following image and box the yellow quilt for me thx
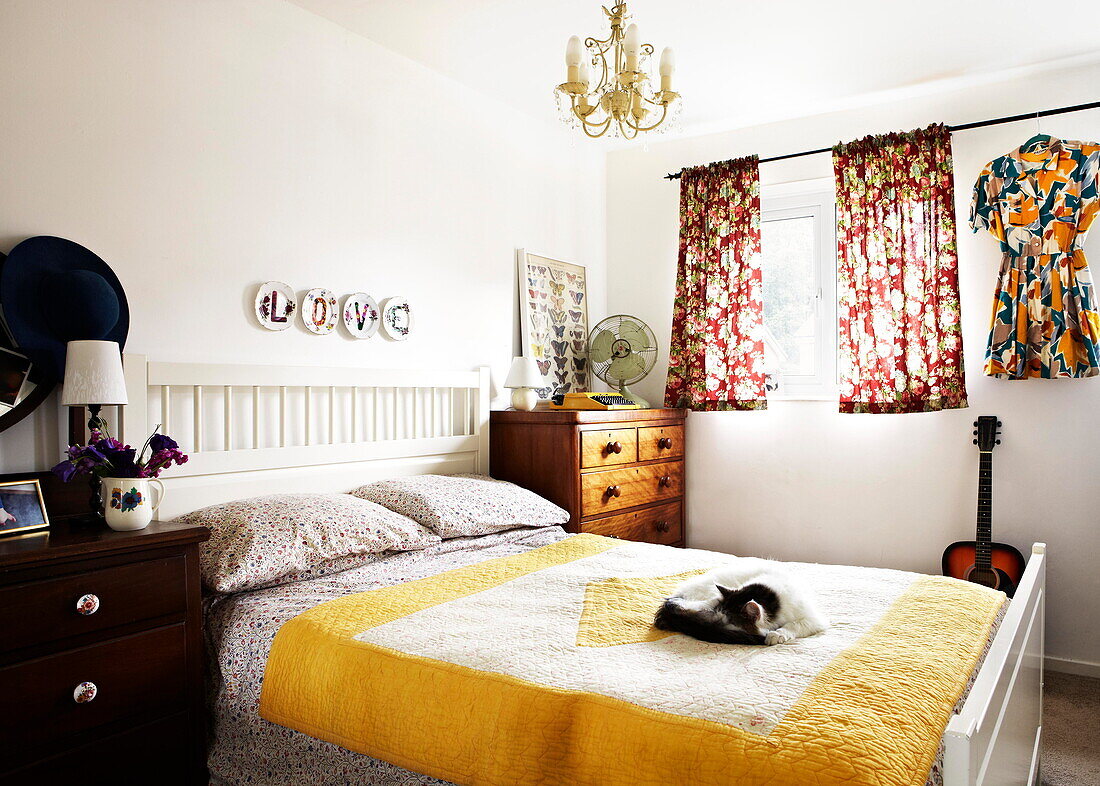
[259,535,1004,786]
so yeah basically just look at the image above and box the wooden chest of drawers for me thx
[490,407,688,545]
[0,519,209,785]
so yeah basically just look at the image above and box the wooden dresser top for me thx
[0,519,209,570]
[490,407,687,426]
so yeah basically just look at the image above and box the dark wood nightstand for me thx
[490,407,688,545]
[0,519,209,785]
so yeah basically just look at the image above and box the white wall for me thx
[607,62,1100,671]
[0,0,606,473]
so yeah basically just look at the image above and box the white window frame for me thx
[760,179,837,401]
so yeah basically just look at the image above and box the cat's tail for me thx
[654,598,766,645]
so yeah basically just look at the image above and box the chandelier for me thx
[555,3,679,139]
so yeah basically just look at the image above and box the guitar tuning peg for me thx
[973,421,978,427]
[997,420,1002,427]
[973,430,978,435]
[995,439,1001,445]
[973,439,978,445]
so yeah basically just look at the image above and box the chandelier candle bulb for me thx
[659,47,675,91]
[623,23,640,71]
[566,35,582,83]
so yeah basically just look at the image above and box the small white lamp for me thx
[61,340,128,436]
[60,340,128,519]
[504,356,543,412]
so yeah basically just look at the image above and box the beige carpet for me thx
[1041,670,1100,785]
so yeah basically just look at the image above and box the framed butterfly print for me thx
[517,249,589,398]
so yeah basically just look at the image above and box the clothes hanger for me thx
[1021,111,1052,153]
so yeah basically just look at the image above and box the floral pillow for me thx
[350,474,569,538]
[177,493,440,593]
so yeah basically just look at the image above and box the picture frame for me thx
[0,478,50,537]
[517,250,589,398]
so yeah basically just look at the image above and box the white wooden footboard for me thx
[943,543,1046,786]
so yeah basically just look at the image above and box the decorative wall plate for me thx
[254,281,296,331]
[302,288,338,335]
[379,296,413,341]
[342,293,380,339]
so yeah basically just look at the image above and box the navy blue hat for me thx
[0,237,129,382]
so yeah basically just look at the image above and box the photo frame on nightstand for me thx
[0,478,50,537]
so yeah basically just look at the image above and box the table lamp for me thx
[504,356,543,412]
[61,340,128,516]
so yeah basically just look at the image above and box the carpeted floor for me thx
[1041,670,1100,785]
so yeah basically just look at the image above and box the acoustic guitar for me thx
[942,416,1025,597]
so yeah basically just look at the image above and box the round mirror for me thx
[0,251,58,434]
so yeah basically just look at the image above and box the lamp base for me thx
[510,388,538,412]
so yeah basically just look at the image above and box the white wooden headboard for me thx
[114,355,490,519]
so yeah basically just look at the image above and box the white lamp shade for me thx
[60,340,128,406]
[504,356,543,389]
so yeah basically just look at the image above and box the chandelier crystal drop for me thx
[555,3,680,140]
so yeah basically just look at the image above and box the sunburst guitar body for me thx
[942,415,1025,597]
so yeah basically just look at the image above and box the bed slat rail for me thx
[119,356,491,486]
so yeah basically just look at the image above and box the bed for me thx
[113,356,1046,786]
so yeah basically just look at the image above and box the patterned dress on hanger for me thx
[970,137,1100,378]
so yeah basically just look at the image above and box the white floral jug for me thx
[101,477,164,531]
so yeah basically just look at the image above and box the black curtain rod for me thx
[664,99,1100,180]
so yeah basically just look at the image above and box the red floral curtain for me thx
[834,124,968,413]
[665,157,767,411]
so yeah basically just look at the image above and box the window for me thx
[760,182,837,398]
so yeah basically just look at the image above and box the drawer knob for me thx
[73,681,98,704]
[606,485,622,498]
[606,441,623,455]
[76,593,101,616]
[658,437,673,450]
[655,520,671,533]
[658,475,672,488]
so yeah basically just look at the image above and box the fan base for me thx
[617,384,650,408]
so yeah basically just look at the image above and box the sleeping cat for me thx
[654,557,828,646]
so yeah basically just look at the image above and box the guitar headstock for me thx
[973,415,1002,451]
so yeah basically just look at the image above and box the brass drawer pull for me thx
[73,681,98,704]
[76,593,100,616]
[654,520,671,533]
[606,485,622,498]
[657,437,673,450]
[658,475,672,488]
[605,441,623,455]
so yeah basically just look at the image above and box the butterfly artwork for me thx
[519,251,589,397]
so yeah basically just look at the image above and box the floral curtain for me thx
[833,124,968,413]
[665,157,767,411]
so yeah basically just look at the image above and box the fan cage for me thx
[588,314,658,388]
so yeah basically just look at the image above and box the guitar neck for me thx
[976,451,993,570]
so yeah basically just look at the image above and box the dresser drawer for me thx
[580,427,638,468]
[581,460,683,516]
[0,624,188,766]
[0,556,187,654]
[638,424,684,462]
[0,711,193,786]
[581,502,683,545]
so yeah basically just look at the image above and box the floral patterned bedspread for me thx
[205,526,1002,786]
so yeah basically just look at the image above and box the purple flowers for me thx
[52,425,189,482]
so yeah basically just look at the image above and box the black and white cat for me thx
[654,558,828,646]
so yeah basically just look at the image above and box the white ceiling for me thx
[288,0,1100,138]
